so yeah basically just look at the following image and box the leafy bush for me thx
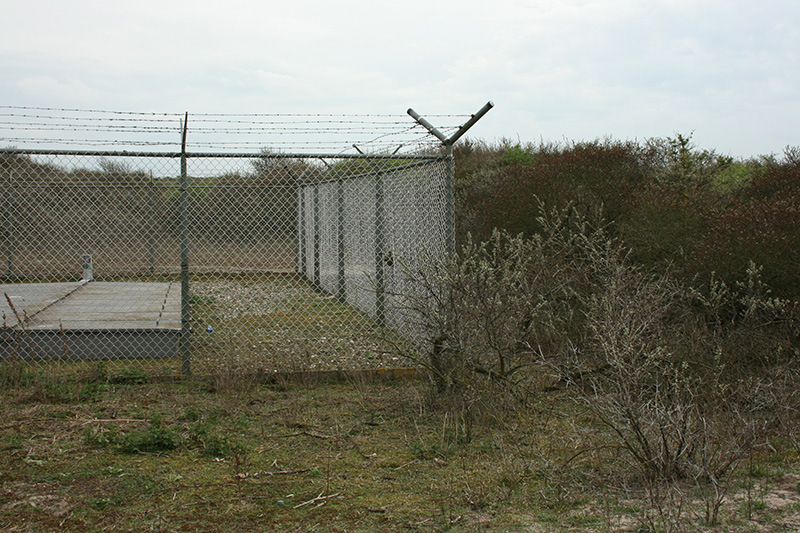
[455,140,647,244]
[618,183,707,269]
[643,133,725,191]
[190,421,246,458]
[498,142,537,167]
[117,424,181,454]
[453,135,800,303]
[689,160,800,297]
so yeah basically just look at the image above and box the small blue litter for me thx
[206,325,214,333]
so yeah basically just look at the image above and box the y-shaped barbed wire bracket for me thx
[407,101,494,154]
[406,102,494,256]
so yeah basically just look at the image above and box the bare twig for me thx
[293,491,340,509]
[81,418,148,425]
[264,430,339,440]
[4,292,24,329]
[253,468,311,477]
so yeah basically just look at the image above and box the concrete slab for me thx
[1,281,181,360]
[26,282,180,331]
[1,281,87,329]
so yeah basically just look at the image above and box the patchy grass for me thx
[1,375,799,532]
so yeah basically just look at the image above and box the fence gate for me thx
[0,104,492,378]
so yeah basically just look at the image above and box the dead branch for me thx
[293,491,340,509]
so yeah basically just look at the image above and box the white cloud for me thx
[0,0,798,156]
[15,75,98,101]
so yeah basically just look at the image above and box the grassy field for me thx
[1,372,799,532]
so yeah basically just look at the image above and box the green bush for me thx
[498,142,537,167]
[618,184,708,270]
[453,135,799,303]
[118,425,181,454]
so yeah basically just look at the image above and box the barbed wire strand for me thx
[0,107,471,152]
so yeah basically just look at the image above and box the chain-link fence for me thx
[1,149,450,378]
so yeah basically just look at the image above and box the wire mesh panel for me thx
[0,150,450,378]
[301,159,449,333]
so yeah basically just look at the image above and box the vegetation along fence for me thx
[0,104,492,377]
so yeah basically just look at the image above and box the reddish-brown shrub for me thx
[690,162,800,297]
[455,140,647,244]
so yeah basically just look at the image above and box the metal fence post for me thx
[179,113,191,376]
[445,144,456,259]
[407,101,494,260]
[148,172,156,276]
[337,178,346,302]
[374,169,386,327]
[296,179,305,276]
[4,168,14,280]
[352,146,387,328]
[312,180,320,290]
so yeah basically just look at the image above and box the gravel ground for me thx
[190,277,415,373]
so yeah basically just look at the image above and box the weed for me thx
[78,381,108,402]
[179,405,202,422]
[117,415,181,453]
[117,424,181,454]
[83,425,120,448]
[84,415,181,454]
[2,432,26,450]
[109,368,148,385]
[190,420,246,459]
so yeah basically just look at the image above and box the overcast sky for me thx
[1,0,798,158]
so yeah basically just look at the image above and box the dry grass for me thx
[1,374,799,532]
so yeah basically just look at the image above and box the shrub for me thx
[85,414,182,454]
[455,140,647,244]
[397,203,609,409]
[618,183,709,270]
[404,200,799,525]
[190,421,246,458]
[117,424,181,454]
[543,232,798,524]
[690,160,800,297]
[498,142,537,167]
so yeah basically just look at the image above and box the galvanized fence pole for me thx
[148,172,157,276]
[312,179,321,290]
[295,177,305,276]
[179,114,191,376]
[407,101,494,259]
[374,168,386,327]
[352,146,387,328]
[285,165,306,278]
[444,144,456,258]
[336,177,346,302]
[4,168,13,280]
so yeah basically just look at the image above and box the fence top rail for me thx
[0,147,446,161]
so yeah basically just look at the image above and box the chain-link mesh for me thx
[1,150,450,378]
